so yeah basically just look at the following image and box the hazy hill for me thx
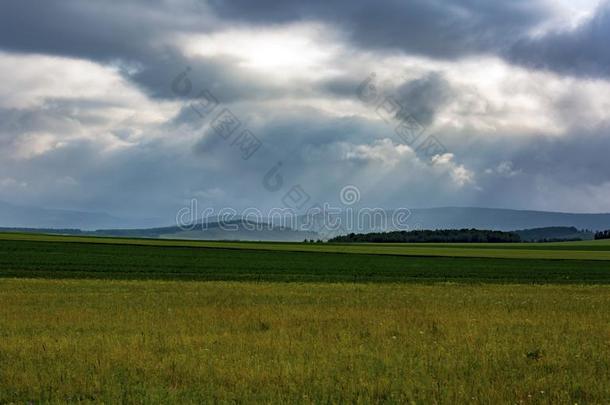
[90,219,318,242]
[0,201,125,229]
[294,207,610,235]
[0,219,317,242]
[404,207,610,232]
[3,203,610,240]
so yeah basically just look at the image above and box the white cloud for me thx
[431,153,475,187]
[12,132,61,159]
[1,2,610,217]
[178,23,343,82]
[357,55,610,137]
[0,177,27,190]
[343,138,411,167]
[0,51,180,158]
[529,0,600,36]
[485,161,522,178]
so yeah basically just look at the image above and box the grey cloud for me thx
[439,123,610,211]
[2,0,608,94]
[0,106,81,150]
[393,72,454,126]
[0,0,271,105]
[508,2,610,78]
[209,0,550,58]
[4,96,610,219]
[0,0,559,96]
[0,0,335,105]
[2,0,610,219]
[209,0,610,79]
[131,52,292,103]
[0,0,211,61]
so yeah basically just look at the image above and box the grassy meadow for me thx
[1,232,609,403]
[1,279,609,403]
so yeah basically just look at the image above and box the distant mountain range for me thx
[2,202,610,241]
[0,201,160,230]
[405,207,610,232]
[0,219,318,242]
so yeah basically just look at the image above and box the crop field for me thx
[2,234,610,283]
[3,232,610,260]
[1,232,610,403]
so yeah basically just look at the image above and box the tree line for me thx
[328,229,521,243]
[594,230,610,240]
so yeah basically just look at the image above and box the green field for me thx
[3,232,610,260]
[1,232,610,403]
[2,233,610,283]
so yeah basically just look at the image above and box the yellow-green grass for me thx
[2,232,610,260]
[0,278,608,403]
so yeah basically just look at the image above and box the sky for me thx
[1,0,610,223]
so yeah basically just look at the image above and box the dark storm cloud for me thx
[192,109,383,170]
[0,0,155,60]
[208,0,610,79]
[0,0,214,61]
[2,0,610,219]
[508,2,610,78]
[394,72,454,126]
[0,0,255,103]
[433,121,610,211]
[2,0,609,87]
[130,51,289,103]
[0,0,560,87]
[509,132,610,188]
[0,1,318,104]
[208,0,550,58]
